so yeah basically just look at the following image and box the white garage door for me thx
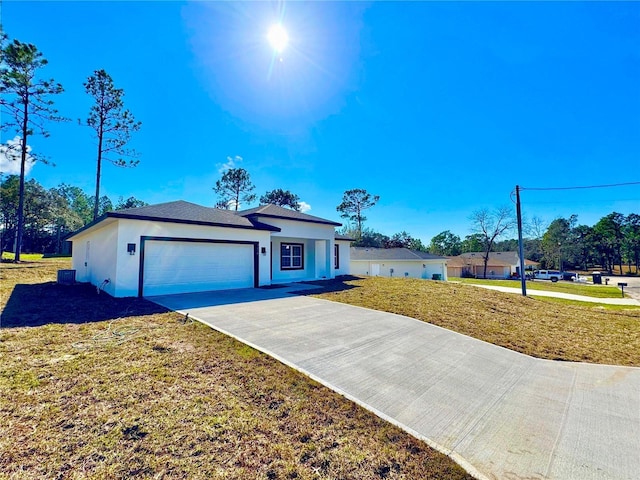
[142,240,255,296]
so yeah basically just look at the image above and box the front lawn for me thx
[0,260,471,480]
[311,276,640,366]
[451,276,624,298]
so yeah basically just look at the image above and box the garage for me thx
[140,237,258,297]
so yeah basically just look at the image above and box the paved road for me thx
[464,283,640,305]
[151,288,640,480]
[608,276,640,301]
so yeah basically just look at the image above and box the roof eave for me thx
[67,212,281,240]
[114,212,281,231]
[245,212,342,227]
[65,212,115,240]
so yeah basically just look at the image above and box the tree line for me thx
[212,168,405,247]
[214,167,640,275]
[212,166,429,251]
[427,213,640,274]
[537,213,639,274]
[0,175,146,254]
[4,153,638,276]
[1,32,140,261]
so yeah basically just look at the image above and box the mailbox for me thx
[618,282,628,298]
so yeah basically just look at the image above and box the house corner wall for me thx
[71,222,118,296]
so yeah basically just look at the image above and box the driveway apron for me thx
[151,289,640,480]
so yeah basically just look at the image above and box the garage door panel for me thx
[143,241,254,296]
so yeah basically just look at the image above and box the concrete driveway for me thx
[151,288,640,480]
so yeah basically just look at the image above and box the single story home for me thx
[447,251,539,279]
[446,255,512,279]
[67,201,352,297]
[350,247,448,281]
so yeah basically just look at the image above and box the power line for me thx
[521,181,640,191]
[515,197,640,207]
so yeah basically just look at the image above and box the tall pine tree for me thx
[83,69,141,220]
[0,35,65,261]
[213,168,256,211]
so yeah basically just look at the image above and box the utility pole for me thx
[516,185,527,296]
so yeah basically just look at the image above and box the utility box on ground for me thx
[57,269,76,285]
[592,272,602,285]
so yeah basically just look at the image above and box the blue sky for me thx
[2,1,639,243]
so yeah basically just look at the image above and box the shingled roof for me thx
[459,251,519,265]
[335,233,355,241]
[350,247,447,261]
[237,204,342,226]
[68,200,281,239]
[67,201,353,240]
[116,201,281,228]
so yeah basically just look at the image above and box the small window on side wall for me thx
[281,243,304,270]
[334,244,340,269]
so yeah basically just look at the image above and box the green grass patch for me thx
[0,259,472,480]
[534,296,640,311]
[0,369,40,390]
[451,276,624,298]
[1,252,44,261]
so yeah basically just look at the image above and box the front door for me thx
[371,263,380,276]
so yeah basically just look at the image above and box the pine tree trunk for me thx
[14,96,30,263]
[93,122,104,221]
[618,248,623,276]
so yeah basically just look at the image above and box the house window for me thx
[334,244,340,269]
[281,243,304,270]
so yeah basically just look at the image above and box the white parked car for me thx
[533,270,563,282]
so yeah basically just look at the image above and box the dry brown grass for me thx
[311,276,640,367]
[0,260,471,480]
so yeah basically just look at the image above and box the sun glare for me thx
[268,24,289,53]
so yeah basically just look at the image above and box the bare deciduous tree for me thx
[469,206,516,278]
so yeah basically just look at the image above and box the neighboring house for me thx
[446,255,512,279]
[447,251,539,279]
[350,247,448,281]
[67,201,352,297]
